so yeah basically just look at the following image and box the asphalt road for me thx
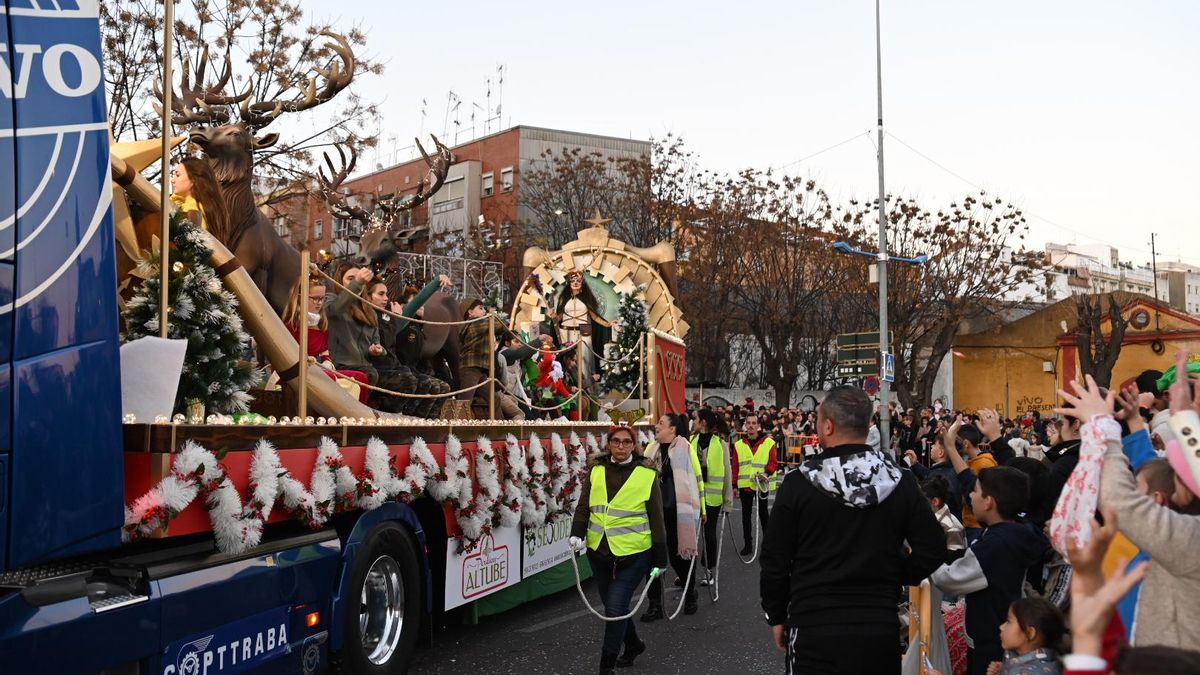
[410,508,783,675]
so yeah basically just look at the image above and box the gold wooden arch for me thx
[511,216,689,339]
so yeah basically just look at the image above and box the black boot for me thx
[616,637,646,667]
[600,650,619,675]
[684,589,698,615]
[739,544,752,557]
[639,600,663,623]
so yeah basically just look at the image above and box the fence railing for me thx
[388,251,506,303]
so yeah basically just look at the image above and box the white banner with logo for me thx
[444,526,522,610]
[522,517,578,578]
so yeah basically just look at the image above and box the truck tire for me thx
[341,522,423,674]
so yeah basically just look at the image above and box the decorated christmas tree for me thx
[601,287,649,393]
[123,212,258,415]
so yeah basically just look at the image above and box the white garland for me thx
[585,431,603,461]
[474,437,502,532]
[547,433,570,519]
[523,434,550,526]
[500,435,527,528]
[124,432,596,556]
[567,431,588,511]
[427,433,467,503]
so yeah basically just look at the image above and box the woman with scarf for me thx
[569,425,668,674]
[641,413,704,621]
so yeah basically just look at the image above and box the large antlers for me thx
[317,135,454,230]
[317,145,373,223]
[241,31,356,131]
[394,135,453,213]
[153,44,251,126]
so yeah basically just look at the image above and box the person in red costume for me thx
[281,269,370,404]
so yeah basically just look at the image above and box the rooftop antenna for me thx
[442,90,459,139]
[494,64,505,130]
[485,77,492,135]
[419,98,427,141]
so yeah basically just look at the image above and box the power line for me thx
[772,128,868,170]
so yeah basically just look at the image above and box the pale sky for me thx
[310,0,1200,267]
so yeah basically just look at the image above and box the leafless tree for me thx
[1075,293,1128,389]
[101,0,382,190]
[835,192,1040,407]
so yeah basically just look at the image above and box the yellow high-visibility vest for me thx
[690,434,727,508]
[586,465,655,556]
[734,436,778,491]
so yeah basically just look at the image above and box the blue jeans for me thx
[588,550,650,656]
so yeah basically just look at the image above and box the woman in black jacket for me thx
[570,426,668,674]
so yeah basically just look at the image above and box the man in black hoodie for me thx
[760,386,946,675]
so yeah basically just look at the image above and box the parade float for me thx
[0,4,686,673]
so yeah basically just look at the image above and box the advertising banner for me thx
[522,517,578,579]
[444,526,522,610]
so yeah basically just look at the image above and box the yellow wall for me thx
[954,345,1060,416]
[954,298,1200,415]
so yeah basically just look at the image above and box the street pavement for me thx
[410,508,783,674]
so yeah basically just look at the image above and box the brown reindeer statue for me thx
[155,34,354,313]
[316,143,465,387]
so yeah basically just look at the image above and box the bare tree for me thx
[835,192,1040,407]
[1075,293,1128,389]
[519,135,708,249]
[101,0,382,189]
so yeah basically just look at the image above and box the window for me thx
[500,166,514,192]
[481,172,494,197]
[313,219,324,240]
[432,176,466,215]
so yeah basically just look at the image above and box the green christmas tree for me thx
[123,212,258,415]
[601,287,649,393]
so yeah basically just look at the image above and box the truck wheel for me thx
[342,522,423,674]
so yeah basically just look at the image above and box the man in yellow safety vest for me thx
[733,413,778,556]
[691,408,732,582]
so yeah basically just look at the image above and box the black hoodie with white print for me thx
[760,444,947,629]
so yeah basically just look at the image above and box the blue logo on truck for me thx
[0,0,111,307]
[162,606,290,675]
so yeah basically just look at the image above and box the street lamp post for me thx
[874,0,891,451]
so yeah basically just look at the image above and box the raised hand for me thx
[1115,385,1145,432]
[977,408,1002,441]
[1055,375,1115,423]
[1169,350,1200,415]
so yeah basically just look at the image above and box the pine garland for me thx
[601,286,649,393]
[122,212,257,415]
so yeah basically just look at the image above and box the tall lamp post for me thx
[873,0,890,450]
[831,240,928,451]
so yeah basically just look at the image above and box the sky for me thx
[307,0,1200,267]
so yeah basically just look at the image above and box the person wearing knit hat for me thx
[456,298,525,420]
[460,297,483,319]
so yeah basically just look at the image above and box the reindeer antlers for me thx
[317,144,373,222]
[154,32,355,131]
[394,135,453,213]
[316,135,454,231]
[153,44,251,126]
[241,31,356,130]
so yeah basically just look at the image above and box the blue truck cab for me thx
[0,4,431,673]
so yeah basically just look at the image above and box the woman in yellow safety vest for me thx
[569,425,668,674]
[640,413,704,621]
[692,408,732,584]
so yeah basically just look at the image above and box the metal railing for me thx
[388,251,506,303]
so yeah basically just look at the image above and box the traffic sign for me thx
[836,332,893,364]
[863,376,880,395]
[881,352,896,383]
[836,362,878,379]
